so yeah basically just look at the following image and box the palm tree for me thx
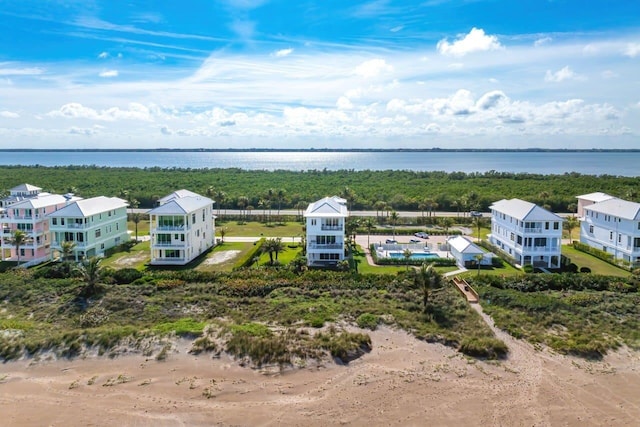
[414,262,443,312]
[390,211,399,238]
[262,238,284,265]
[74,256,103,298]
[474,216,483,241]
[341,187,356,211]
[237,196,249,220]
[60,240,76,262]
[215,190,227,216]
[362,218,375,248]
[273,237,285,262]
[564,216,579,243]
[474,253,484,276]
[11,230,27,265]
[276,189,287,220]
[403,248,413,270]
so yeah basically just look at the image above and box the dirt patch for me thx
[203,250,241,265]
[114,253,148,267]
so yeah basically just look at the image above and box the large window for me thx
[316,235,337,245]
[319,253,340,260]
[534,237,547,247]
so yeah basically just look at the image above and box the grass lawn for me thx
[562,245,630,277]
[460,262,522,278]
[194,241,255,272]
[217,221,305,238]
[127,220,150,237]
[101,240,150,270]
[256,244,303,266]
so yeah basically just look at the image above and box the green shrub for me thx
[153,318,205,337]
[356,313,379,330]
[110,268,144,285]
[459,337,508,359]
[233,238,265,269]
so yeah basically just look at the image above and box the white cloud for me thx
[545,66,582,83]
[624,43,640,58]
[99,70,119,78]
[47,103,152,121]
[534,37,552,47]
[353,59,393,78]
[0,111,19,118]
[390,25,403,33]
[0,65,44,76]
[336,96,353,110]
[274,48,293,57]
[68,125,102,136]
[437,28,503,57]
[98,52,109,59]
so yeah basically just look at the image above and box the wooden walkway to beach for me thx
[451,276,479,304]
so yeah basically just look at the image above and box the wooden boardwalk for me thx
[451,276,479,303]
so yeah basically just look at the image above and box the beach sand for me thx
[0,325,639,426]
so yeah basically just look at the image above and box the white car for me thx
[414,232,429,239]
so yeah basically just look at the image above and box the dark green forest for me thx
[1,166,638,212]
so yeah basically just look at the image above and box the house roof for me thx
[490,198,563,222]
[149,196,213,215]
[158,189,207,205]
[448,236,484,255]
[304,196,348,218]
[584,198,640,221]
[9,194,82,210]
[10,183,41,193]
[47,196,128,218]
[576,192,616,203]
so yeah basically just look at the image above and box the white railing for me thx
[308,243,343,250]
[321,225,343,231]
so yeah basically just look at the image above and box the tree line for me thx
[1,166,638,213]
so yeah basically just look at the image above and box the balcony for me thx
[308,243,343,250]
[154,225,187,231]
[153,242,187,248]
[320,225,343,231]
[522,246,559,253]
[52,241,87,248]
[522,228,543,234]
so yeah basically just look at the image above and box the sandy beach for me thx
[1,324,639,427]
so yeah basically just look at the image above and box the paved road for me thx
[132,208,574,218]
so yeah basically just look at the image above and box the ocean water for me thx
[0,151,638,176]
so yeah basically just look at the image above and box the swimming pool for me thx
[387,252,439,260]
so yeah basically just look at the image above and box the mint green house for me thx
[47,196,129,261]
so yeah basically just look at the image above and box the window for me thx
[516,235,522,245]
[95,229,101,238]
[202,211,205,221]
[634,238,640,249]
[116,223,119,230]
[311,219,316,226]
[61,218,65,225]
[618,234,622,243]
[534,237,547,247]
[589,225,594,233]
[52,218,57,225]
[192,213,196,223]
[510,232,515,242]
[319,253,340,260]
[610,231,613,240]
[76,232,84,242]
[101,243,105,250]
[553,222,559,230]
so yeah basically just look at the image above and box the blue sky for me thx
[0,0,639,149]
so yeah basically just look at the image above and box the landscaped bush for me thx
[572,241,632,270]
[233,238,265,269]
[110,268,144,285]
[580,267,591,273]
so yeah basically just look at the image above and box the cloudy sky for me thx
[0,0,639,149]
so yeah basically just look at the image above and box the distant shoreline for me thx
[1,148,640,153]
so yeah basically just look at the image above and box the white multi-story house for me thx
[0,186,81,265]
[48,196,129,261]
[148,190,215,265]
[576,192,615,218]
[578,196,640,267]
[0,183,44,209]
[304,196,348,267]
[489,198,564,268]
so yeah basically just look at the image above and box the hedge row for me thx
[233,238,265,270]
[572,241,633,271]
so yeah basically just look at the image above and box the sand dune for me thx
[1,326,639,426]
